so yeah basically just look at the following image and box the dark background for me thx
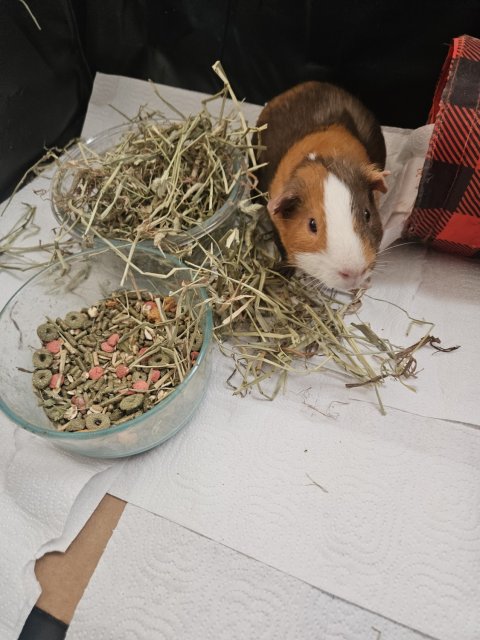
[1,0,479,201]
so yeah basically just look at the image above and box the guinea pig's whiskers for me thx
[378,240,416,256]
[309,279,327,295]
[304,275,320,286]
[318,282,336,297]
[299,272,331,297]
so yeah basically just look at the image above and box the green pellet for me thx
[37,323,59,342]
[82,335,97,347]
[55,317,70,331]
[119,393,144,413]
[33,369,52,390]
[74,357,87,372]
[99,392,125,407]
[59,331,78,348]
[127,291,142,300]
[45,405,67,421]
[85,413,111,430]
[115,410,142,425]
[65,311,88,329]
[66,376,85,391]
[92,378,105,391]
[142,395,153,411]
[147,355,168,367]
[32,349,54,369]
[65,417,85,432]
[111,408,124,421]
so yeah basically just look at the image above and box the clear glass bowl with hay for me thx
[51,116,250,259]
[0,244,213,459]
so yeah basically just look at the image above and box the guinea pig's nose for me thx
[338,267,368,280]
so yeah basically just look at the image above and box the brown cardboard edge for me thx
[34,493,126,625]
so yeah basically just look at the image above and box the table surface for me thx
[1,73,479,640]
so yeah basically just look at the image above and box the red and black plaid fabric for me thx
[403,35,480,257]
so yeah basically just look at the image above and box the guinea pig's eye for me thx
[364,209,371,222]
[309,218,317,233]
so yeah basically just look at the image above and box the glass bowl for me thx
[0,245,213,458]
[51,121,250,257]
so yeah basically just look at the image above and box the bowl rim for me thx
[50,119,249,247]
[0,244,213,440]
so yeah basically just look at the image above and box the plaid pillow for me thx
[403,35,480,257]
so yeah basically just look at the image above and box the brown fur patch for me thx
[360,236,377,265]
[267,128,384,266]
[269,125,370,200]
[269,162,329,262]
[255,81,386,194]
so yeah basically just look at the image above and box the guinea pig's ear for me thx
[267,192,300,219]
[365,165,390,194]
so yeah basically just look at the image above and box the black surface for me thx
[18,607,68,640]
[0,0,92,202]
[1,0,479,201]
[72,0,480,128]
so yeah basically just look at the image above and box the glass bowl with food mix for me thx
[0,244,212,458]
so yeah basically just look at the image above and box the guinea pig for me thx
[255,81,389,292]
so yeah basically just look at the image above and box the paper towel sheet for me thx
[0,161,125,639]
[0,427,121,640]
[340,243,480,425]
[67,504,430,640]
[82,72,265,139]
[1,72,477,640]
[111,359,480,640]
[73,73,480,638]
[379,124,434,248]
[0,164,60,304]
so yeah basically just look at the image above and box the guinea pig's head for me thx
[267,156,387,292]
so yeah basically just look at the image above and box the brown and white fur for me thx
[256,81,388,292]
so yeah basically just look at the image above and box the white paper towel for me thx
[379,124,434,248]
[0,177,125,639]
[0,166,60,304]
[81,73,264,140]
[0,427,121,640]
[340,243,480,425]
[111,357,480,640]
[1,72,478,640]
[67,504,430,640]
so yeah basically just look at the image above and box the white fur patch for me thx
[324,173,365,269]
[294,173,371,291]
[307,152,317,161]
